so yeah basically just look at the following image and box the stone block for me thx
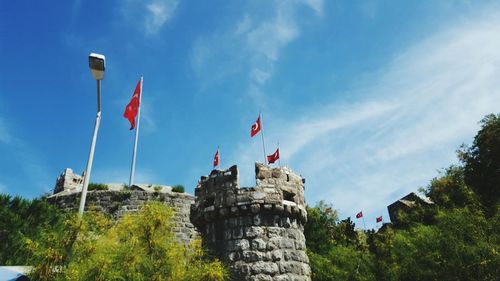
[267,227,283,238]
[267,237,281,250]
[242,250,265,262]
[295,240,306,250]
[234,239,250,251]
[251,238,267,251]
[273,274,293,281]
[278,262,303,275]
[280,239,295,249]
[228,251,240,262]
[250,261,279,275]
[249,274,273,281]
[270,250,283,261]
[245,226,264,238]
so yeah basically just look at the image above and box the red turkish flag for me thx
[376,216,383,223]
[267,148,279,164]
[213,148,219,168]
[251,115,261,137]
[356,211,363,219]
[123,79,141,130]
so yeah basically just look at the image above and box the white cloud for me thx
[302,0,324,17]
[123,0,178,35]
[230,11,500,228]
[190,1,323,93]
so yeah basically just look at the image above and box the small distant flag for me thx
[123,79,142,130]
[251,115,261,137]
[356,211,363,219]
[376,216,383,223]
[267,148,280,164]
[213,148,219,168]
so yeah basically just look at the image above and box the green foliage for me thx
[425,165,480,210]
[28,202,227,281]
[172,185,185,193]
[306,113,500,281]
[0,194,64,265]
[153,185,162,192]
[371,208,499,281]
[87,183,108,191]
[460,113,500,216]
[306,201,375,281]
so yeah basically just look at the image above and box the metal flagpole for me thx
[129,76,143,187]
[260,112,267,164]
[362,216,367,231]
[278,141,281,167]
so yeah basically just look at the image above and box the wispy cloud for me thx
[190,1,324,97]
[122,0,179,35]
[231,10,500,227]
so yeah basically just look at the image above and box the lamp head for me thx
[89,53,105,80]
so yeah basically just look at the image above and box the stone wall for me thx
[191,163,311,281]
[47,190,197,244]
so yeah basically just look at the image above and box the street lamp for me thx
[78,53,106,216]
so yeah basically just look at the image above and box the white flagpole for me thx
[278,141,281,167]
[260,112,267,164]
[129,76,143,187]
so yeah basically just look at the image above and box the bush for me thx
[28,202,227,281]
[0,194,64,265]
[153,185,162,192]
[87,183,108,191]
[172,185,185,193]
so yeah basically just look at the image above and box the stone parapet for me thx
[47,190,197,244]
[191,163,311,281]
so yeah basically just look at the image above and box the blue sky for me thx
[1,0,500,229]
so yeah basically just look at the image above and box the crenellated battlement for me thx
[191,163,307,225]
[191,163,311,281]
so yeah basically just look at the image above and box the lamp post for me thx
[78,53,105,216]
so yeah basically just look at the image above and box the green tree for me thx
[28,202,227,281]
[0,194,64,265]
[460,113,500,216]
[371,208,499,281]
[425,165,480,210]
[305,202,375,281]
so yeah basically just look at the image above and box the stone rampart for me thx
[191,163,311,281]
[47,190,197,244]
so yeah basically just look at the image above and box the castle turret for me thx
[191,163,311,281]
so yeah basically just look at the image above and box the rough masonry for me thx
[47,188,197,244]
[191,163,311,281]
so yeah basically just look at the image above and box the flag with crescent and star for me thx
[213,148,219,168]
[123,79,142,130]
[356,211,363,219]
[267,147,279,164]
[251,115,261,137]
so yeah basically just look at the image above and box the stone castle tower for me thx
[191,163,311,281]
